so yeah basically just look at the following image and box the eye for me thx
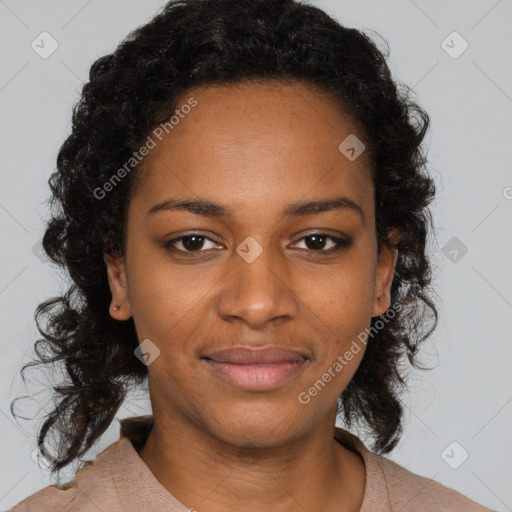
[164,233,220,254]
[163,231,352,256]
[293,233,352,252]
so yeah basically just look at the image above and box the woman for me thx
[10,0,495,510]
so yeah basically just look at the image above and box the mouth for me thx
[200,346,309,391]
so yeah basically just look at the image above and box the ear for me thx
[104,253,132,320]
[371,230,400,317]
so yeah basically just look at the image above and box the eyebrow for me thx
[147,195,365,224]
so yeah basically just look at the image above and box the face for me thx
[105,80,398,447]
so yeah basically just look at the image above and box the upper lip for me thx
[202,346,309,364]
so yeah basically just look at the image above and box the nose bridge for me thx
[216,237,298,327]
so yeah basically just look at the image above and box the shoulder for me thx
[333,427,494,512]
[367,449,495,511]
[10,440,125,512]
[10,481,78,512]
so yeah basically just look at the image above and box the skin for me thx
[105,80,398,512]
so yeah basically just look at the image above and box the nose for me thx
[215,241,300,329]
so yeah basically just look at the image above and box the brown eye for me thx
[164,234,220,253]
[181,235,206,251]
[304,234,329,251]
[295,233,352,252]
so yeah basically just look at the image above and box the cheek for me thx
[309,264,375,337]
[299,256,374,391]
[128,252,214,338]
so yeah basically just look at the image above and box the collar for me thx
[114,415,391,512]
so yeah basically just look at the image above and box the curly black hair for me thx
[11,0,438,478]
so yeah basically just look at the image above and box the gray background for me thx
[1,0,511,510]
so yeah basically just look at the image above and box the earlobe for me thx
[104,253,132,320]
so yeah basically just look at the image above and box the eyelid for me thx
[164,231,221,251]
[290,232,352,251]
[164,231,351,254]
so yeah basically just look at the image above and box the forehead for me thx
[130,80,374,222]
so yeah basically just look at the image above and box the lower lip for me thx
[202,359,306,391]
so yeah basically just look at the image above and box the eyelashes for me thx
[163,232,352,256]
[293,233,352,252]
[164,234,220,254]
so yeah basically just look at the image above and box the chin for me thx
[204,406,310,449]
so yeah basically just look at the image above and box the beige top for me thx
[11,415,494,512]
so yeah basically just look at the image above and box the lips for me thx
[201,346,309,391]
[203,346,308,364]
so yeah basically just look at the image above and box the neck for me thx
[137,413,365,512]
